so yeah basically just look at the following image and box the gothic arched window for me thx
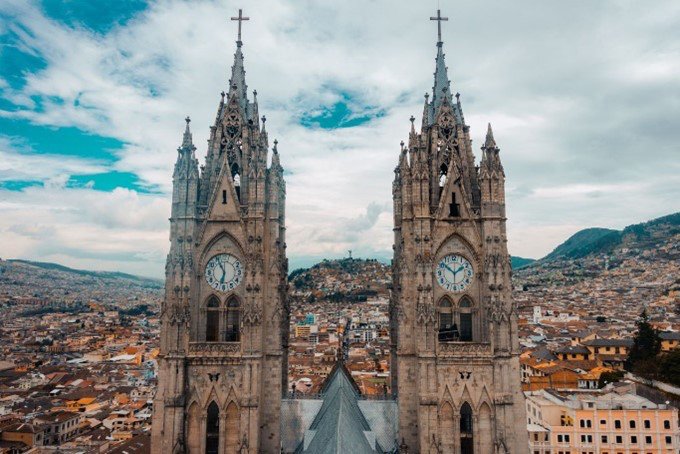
[438,298,457,342]
[460,402,474,454]
[231,163,241,202]
[206,401,220,454]
[206,297,220,342]
[459,297,473,342]
[225,297,240,342]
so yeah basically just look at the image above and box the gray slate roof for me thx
[296,363,382,454]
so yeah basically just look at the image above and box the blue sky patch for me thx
[0,180,43,191]
[0,119,124,162]
[40,0,149,35]
[300,92,385,129]
[0,27,49,90]
[68,171,155,193]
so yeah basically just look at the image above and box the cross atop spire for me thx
[430,9,448,46]
[231,8,250,46]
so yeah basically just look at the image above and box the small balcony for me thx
[188,342,241,356]
[436,341,493,360]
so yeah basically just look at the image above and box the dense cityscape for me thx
[1,214,679,452]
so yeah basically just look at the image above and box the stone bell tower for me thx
[151,9,288,454]
[390,10,527,454]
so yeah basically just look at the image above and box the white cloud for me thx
[0,0,679,274]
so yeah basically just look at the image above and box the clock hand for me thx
[218,261,226,283]
[442,263,457,276]
[454,265,464,275]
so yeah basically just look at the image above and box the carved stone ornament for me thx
[168,304,191,327]
[242,302,262,326]
[416,302,436,325]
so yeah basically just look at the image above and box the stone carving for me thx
[242,302,262,326]
[188,342,241,355]
[167,304,191,327]
[416,302,437,325]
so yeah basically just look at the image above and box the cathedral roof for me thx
[296,362,382,453]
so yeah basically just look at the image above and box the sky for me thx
[0,0,679,278]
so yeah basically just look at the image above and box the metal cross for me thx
[430,9,448,44]
[231,9,250,43]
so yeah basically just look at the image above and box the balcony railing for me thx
[188,342,240,356]
[437,342,493,359]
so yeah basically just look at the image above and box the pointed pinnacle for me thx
[181,116,193,149]
[484,123,497,149]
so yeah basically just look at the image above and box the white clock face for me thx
[436,254,474,292]
[205,254,243,292]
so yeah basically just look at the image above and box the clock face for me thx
[436,254,474,292]
[205,254,243,292]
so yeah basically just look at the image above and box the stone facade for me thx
[150,32,288,454]
[390,31,529,454]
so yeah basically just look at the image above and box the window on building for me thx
[206,401,219,454]
[565,435,570,443]
[645,436,652,444]
[438,298,456,341]
[663,420,671,430]
[206,296,220,342]
[631,436,637,444]
[644,419,651,429]
[459,297,473,342]
[460,402,473,454]
[664,436,671,444]
[225,297,240,342]
[615,420,621,429]
[615,436,622,444]
[449,192,460,217]
[600,419,607,426]
[630,420,636,429]
[231,163,241,202]
[602,435,608,443]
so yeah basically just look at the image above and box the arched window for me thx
[225,297,240,342]
[439,164,448,187]
[206,297,220,342]
[460,402,474,454]
[459,297,473,342]
[438,298,457,342]
[206,401,220,454]
[231,163,241,202]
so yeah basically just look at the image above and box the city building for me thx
[526,387,680,454]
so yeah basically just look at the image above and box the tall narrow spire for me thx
[227,9,250,112]
[181,116,194,149]
[484,123,497,149]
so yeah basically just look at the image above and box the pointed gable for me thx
[297,363,379,453]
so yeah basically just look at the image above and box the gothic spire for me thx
[227,9,250,113]
[174,116,198,179]
[426,9,464,125]
[484,123,497,149]
[181,116,194,150]
[432,43,453,112]
[228,42,248,111]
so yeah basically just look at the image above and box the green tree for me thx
[625,309,661,373]
[660,349,680,387]
[598,370,624,388]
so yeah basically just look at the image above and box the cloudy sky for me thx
[1,0,678,277]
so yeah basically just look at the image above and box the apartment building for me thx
[526,387,679,454]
